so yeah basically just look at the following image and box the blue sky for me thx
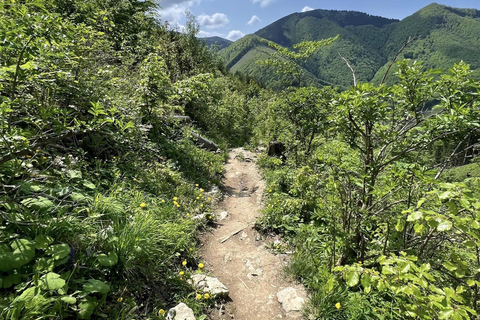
[158,1,480,41]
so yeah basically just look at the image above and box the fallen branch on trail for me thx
[220,224,251,243]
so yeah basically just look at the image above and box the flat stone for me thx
[216,211,229,221]
[190,274,229,296]
[191,213,205,221]
[277,287,306,313]
[166,303,195,320]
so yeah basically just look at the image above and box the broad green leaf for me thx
[46,243,70,260]
[34,235,54,250]
[361,273,371,290]
[97,252,118,267]
[396,219,405,232]
[21,197,54,211]
[40,272,66,290]
[34,257,55,272]
[0,239,36,272]
[66,170,82,179]
[326,277,334,293]
[344,270,360,287]
[414,223,424,234]
[437,220,452,232]
[407,211,423,221]
[83,279,110,294]
[382,266,396,275]
[70,192,87,202]
[78,296,97,320]
[439,308,454,319]
[459,198,470,210]
[444,261,458,272]
[61,296,77,304]
[472,220,480,229]
[439,191,455,201]
[82,181,96,190]
[377,280,386,291]
[464,240,476,248]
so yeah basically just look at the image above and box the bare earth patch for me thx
[201,148,306,320]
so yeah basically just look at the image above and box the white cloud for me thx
[198,13,229,29]
[226,30,245,41]
[301,6,314,12]
[198,30,224,38]
[159,0,200,26]
[247,15,261,26]
[252,0,275,8]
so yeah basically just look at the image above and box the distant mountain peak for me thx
[218,4,480,89]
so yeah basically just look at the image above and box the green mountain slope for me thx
[219,3,480,89]
[202,36,232,50]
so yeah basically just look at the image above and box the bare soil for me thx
[201,148,305,320]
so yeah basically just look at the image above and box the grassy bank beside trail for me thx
[0,1,258,318]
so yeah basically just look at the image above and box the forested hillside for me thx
[2,1,480,320]
[219,3,480,89]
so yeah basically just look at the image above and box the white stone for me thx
[166,303,195,320]
[191,213,205,221]
[277,287,306,313]
[217,211,229,221]
[190,274,229,296]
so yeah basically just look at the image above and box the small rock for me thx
[206,186,219,195]
[190,275,229,296]
[277,287,306,313]
[191,213,206,221]
[166,303,195,320]
[217,211,229,221]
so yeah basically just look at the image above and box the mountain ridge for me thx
[218,3,480,89]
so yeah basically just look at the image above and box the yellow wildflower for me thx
[26,155,31,159]
[196,294,202,300]
[173,197,178,201]
[196,197,200,200]
[182,260,187,266]
[198,262,204,269]
[161,199,165,203]
[200,204,203,208]
[139,203,147,208]
[200,189,204,192]
[269,189,272,193]
[204,293,210,299]
[42,157,47,160]
[335,302,341,310]
[179,271,184,276]
[207,197,211,201]
[117,297,123,302]
[358,261,362,264]
[195,184,199,187]
[158,309,165,315]
[189,248,193,252]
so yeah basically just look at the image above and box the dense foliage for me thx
[0,1,256,319]
[2,1,480,319]
[255,60,480,319]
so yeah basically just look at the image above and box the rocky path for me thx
[201,148,306,320]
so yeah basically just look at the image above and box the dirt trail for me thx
[201,148,305,320]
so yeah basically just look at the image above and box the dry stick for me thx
[220,224,251,243]
[381,36,418,85]
[339,54,357,87]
